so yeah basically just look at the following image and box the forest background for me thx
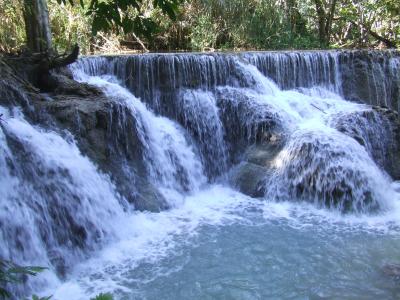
[1,0,399,54]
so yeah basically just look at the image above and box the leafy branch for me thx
[0,259,47,299]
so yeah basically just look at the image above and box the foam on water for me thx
[3,52,400,298]
[0,106,129,295]
[50,185,251,299]
[43,56,400,299]
[49,183,400,299]
[76,72,207,205]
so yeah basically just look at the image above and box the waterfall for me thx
[0,106,128,295]
[266,128,393,212]
[71,51,399,213]
[72,50,400,112]
[77,73,207,203]
[1,50,400,298]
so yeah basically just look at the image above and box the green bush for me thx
[0,259,47,299]
[91,293,114,300]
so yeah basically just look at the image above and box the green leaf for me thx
[31,295,52,300]
[0,287,11,298]
[8,266,47,276]
[92,15,109,35]
[1,260,48,299]
[90,293,113,300]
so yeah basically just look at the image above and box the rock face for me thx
[38,82,169,212]
[338,50,400,112]
[229,138,284,197]
[76,51,400,112]
[2,51,400,208]
[231,105,400,210]
[0,59,40,110]
[331,107,400,180]
[382,264,400,279]
[0,57,168,212]
[267,131,388,212]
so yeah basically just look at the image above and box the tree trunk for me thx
[314,0,337,47]
[314,0,328,46]
[324,0,337,42]
[23,0,53,53]
[22,0,80,91]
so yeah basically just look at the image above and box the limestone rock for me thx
[332,107,400,180]
[229,141,283,198]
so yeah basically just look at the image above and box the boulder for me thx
[0,57,169,212]
[38,83,169,212]
[230,162,268,197]
[338,50,400,111]
[382,263,400,279]
[229,138,283,197]
[332,106,400,180]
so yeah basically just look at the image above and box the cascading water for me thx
[75,72,207,204]
[2,50,400,299]
[0,105,128,295]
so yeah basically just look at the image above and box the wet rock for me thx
[219,83,285,198]
[216,86,283,162]
[0,58,42,110]
[332,107,400,180]
[265,132,383,213]
[39,90,171,211]
[0,57,171,213]
[382,264,400,279]
[245,138,283,167]
[52,73,102,96]
[39,95,112,162]
[134,179,170,212]
[229,140,283,197]
[230,162,268,197]
[338,50,400,111]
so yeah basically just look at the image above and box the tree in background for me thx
[312,0,338,47]
[183,0,319,51]
[0,0,399,53]
[20,0,182,54]
[24,0,53,53]
[335,0,399,48]
[2,0,183,91]
[0,0,26,52]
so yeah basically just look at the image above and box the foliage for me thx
[0,0,26,52]
[90,293,114,300]
[0,0,399,54]
[0,259,47,299]
[189,14,219,50]
[54,0,183,38]
[0,259,111,300]
[31,295,52,300]
[48,0,93,53]
[184,0,319,50]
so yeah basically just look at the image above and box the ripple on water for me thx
[50,185,400,300]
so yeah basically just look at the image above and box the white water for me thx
[46,59,400,299]
[0,106,128,293]
[75,72,207,205]
[2,54,400,299]
[234,63,398,212]
[50,186,400,299]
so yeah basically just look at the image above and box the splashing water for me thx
[76,73,207,205]
[2,51,400,299]
[0,106,128,295]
